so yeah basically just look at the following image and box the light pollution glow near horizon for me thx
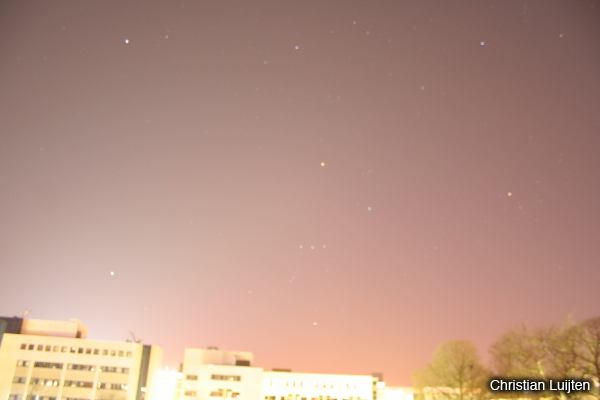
[1,0,599,385]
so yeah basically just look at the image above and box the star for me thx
[367,206,373,212]
[294,45,300,50]
[480,41,486,46]
[123,38,130,45]
[312,321,318,327]
[507,191,513,198]
[109,271,115,277]
[320,161,326,167]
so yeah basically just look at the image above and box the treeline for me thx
[412,317,600,400]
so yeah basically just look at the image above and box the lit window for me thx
[33,361,63,369]
[211,374,241,382]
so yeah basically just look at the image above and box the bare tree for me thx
[414,340,489,400]
[490,325,551,378]
[490,319,600,400]
[577,318,600,397]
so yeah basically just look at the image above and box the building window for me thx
[186,374,198,381]
[185,391,197,397]
[16,360,30,367]
[210,389,240,398]
[116,383,127,390]
[37,345,43,351]
[100,365,128,374]
[20,344,27,350]
[68,363,95,371]
[28,344,34,351]
[211,374,241,382]
[13,376,26,384]
[33,361,63,369]
[63,380,93,388]
[29,378,59,387]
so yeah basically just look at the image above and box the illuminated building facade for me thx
[1,317,404,400]
[0,317,162,400]
[181,347,378,400]
[262,370,374,400]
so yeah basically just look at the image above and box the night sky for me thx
[1,0,599,385]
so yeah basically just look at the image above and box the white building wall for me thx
[0,332,161,400]
[262,371,374,400]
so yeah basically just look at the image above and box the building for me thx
[1,318,400,400]
[181,347,264,400]
[180,347,378,400]
[0,316,162,400]
[375,386,414,400]
[262,370,374,400]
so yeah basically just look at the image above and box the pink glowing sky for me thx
[1,0,600,384]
